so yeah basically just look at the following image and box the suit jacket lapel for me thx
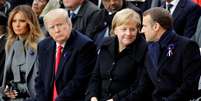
[145,52,159,86]
[46,40,56,86]
[55,33,75,80]
[55,47,72,80]
[25,48,37,79]
[172,0,185,21]
[158,48,169,69]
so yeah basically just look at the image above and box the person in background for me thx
[89,0,102,8]
[85,8,153,101]
[126,0,152,12]
[32,0,49,17]
[35,8,97,101]
[0,0,12,16]
[62,0,100,38]
[160,0,201,38]
[32,0,61,37]
[32,0,61,18]
[142,7,201,101]
[0,5,43,101]
[90,0,142,49]
[0,12,7,86]
[32,0,49,36]
[9,0,33,8]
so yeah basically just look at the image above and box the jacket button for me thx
[112,62,115,65]
[109,78,112,81]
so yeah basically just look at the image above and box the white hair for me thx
[43,8,72,28]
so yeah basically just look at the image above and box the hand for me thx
[4,85,18,99]
[91,96,98,101]
[107,98,114,101]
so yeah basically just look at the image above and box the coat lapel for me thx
[158,33,177,71]
[48,40,56,86]
[55,34,75,80]
[25,48,37,80]
[145,52,159,86]
[2,45,14,88]
[55,47,72,80]
[172,0,185,21]
[158,48,169,69]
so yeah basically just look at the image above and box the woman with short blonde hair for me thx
[86,8,151,101]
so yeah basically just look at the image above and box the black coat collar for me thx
[102,35,147,63]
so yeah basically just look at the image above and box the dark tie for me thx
[70,12,77,23]
[148,42,160,70]
[53,45,63,101]
[167,3,173,13]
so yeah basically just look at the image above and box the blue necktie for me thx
[70,12,76,20]
[167,3,173,13]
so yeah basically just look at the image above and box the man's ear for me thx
[153,22,160,32]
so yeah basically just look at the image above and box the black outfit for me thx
[93,0,142,32]
[89,0,99,6]
[145,29,201,101]
[9,0,33,7]
[36,30,97,101]
[0,35,6,86]
[128,0,152,12]
[86,35,153,101]
[161,0,201,38]
[67,0,100,39]
[0,13,7,86]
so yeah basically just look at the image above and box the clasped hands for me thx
[4,85,18,99]
[91,96,113,101]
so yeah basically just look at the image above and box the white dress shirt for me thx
[166,0,180,15]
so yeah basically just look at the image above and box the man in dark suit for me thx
[9,0,33,7]
[127,0,152,11]
[0,12,7,86]
[89,0,101,7]
[161,0,201,38]
[90,0,142,48]
[141,7,201,101]
[35,8,97,101]
[62,0,100,38]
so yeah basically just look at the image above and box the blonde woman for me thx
[85,8,152,101]
[0,5,43,101]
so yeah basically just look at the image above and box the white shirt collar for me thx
[70,5,81,15]
[56,42,65,48]
[166,0,180,15]
[0,34,5,39]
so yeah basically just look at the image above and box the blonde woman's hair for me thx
[6,5,42,52]
[111,8,141,36]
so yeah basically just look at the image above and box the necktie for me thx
[70,12,76,21]
[69,12,76,24]
[167,3,173,13]
[53,45,63,101]
[148,42,160,70]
